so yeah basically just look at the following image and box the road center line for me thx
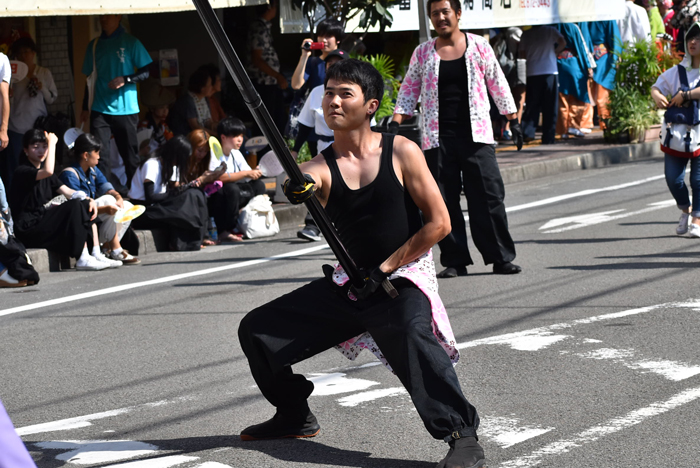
[0,244,330,318]
[498,385,700,468]
[505,175,665,213]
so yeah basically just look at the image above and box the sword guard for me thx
[382,279,399,299]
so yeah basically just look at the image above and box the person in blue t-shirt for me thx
[80,15,152,189]
[288,18,343,151]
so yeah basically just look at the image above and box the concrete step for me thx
[23,202,309,274]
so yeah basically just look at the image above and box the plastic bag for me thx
[237,194,280,239]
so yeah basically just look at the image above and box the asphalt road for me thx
[2,157,699,468]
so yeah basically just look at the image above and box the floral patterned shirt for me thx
[394,34,517,150]
[247,18,281,86]
[333,250,459,373]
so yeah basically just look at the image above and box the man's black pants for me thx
[521,74,558,144]
[425,138,516,269]
[238,277,479,440]
[91,112,139,187]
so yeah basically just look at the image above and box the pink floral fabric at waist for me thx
[332,249,460,373]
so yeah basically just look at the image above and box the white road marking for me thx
[32,440,160,465]
[103,456,199,468]
[456,300,700,350]
[506,175,666,214]
[308,372,379,396]
[17,398,184,436]
[498,385,700,468]
[0,244,330,318]
[480,416,554,449]
[538,210,625,231]
[540,200,676,233]
[191,463,234,468]
[337,387,407,407]
[574,347,700,381]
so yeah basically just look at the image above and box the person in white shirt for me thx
[519,25,567,144]
[0,52,10,218]
[5,38,57,188]
[618,0,652,44]
[209,118,266,242]
[128,135,212,251]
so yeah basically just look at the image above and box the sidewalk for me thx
[25,131,663,274]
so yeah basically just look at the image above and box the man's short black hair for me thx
[188,68,211,94]
[426,0,461,15]
[316,18,344,43]
[325,59,383,116]
[218,116,247,138]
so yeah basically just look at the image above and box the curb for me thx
[500,141,662,185]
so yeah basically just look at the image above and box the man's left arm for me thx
[378,137,450,274]
[109,38,152,90]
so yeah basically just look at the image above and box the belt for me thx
[317,134,334,142]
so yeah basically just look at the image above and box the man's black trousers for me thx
[238,277,480,440]
[425,138,516,269]
[522,74,558,145]
[91,112,139,187]
[208,180,266,233]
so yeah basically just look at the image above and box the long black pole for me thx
[191,0,363,287]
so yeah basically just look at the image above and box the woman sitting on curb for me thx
[59,133,140,264]
[128,135,222,251]
[9,130,118,271]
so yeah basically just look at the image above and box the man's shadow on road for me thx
[136,435,434,468]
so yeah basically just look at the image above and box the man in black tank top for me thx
[391,0,522,279]
[238,59,486,468]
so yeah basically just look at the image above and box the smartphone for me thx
[303,42,324,51]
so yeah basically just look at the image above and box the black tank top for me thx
[438,36,472,138]
[322,134,423,269]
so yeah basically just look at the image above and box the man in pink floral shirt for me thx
[391,0,522,278]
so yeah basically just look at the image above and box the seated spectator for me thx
[128,135,220,251]
[138,81,175,153]
[3,38,57,188]
[9,129,120,271]
[200,63,226,126]
[168,68,216,137]
[58,133,140,265]
[189,119,266,243]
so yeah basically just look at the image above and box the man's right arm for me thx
[0,81,9,150]
[251,49,288,89]
[554,29,567,55]
[391,47,424,126]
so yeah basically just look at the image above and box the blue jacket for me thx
[58,164,114,199]
[579,21,621,91]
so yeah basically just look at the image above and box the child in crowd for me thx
[138,81,175,153]
[59,133,140,264]
[212,118,266,241]
[9,129,118,271]
[128,135,220,251]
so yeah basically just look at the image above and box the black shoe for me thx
[436,266,468,278]
[438,437,485,468]
[493,262,522,275]
[297,224,322,242]
[240,410,320,441]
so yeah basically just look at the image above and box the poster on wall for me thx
[159,49,180,87]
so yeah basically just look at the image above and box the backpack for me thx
[661,65,700,158]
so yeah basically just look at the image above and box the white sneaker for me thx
[579,128,592,134]
[568,128,585,137]
[76,255,109,271]
[94,252,122,268]
[688,223,700,238]
[676,213,690,235]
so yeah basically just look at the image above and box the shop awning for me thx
[2,0,265,17]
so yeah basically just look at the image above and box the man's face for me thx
[99,15,122,34]
[16,47,35,65]
[317,35,338,53]
[323,78,377,131]
[429,0,461,38]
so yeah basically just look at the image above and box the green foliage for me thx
[291,0,401,33]
[607,40,679,140]
[359,53,400,121]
